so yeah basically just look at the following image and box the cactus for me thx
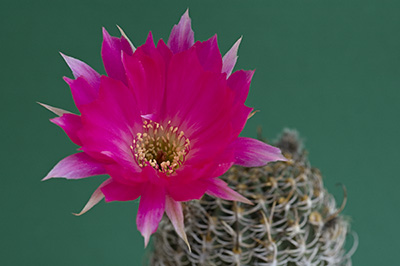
[150,130,357,266]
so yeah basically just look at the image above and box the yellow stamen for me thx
[132,120,191,175]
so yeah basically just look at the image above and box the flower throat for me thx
[131,120,190,174]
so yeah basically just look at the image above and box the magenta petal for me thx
[222,37,242,77]
[78,76,142,166]
[165,196,190,250]
[167,9,194,54]
[231,105,253,138]
[226,70,255,137]
[207,150,235,178]
[167,177,209,201]
[231,137,287,167]
[43,12,282,250]
[74,178,111,216]
[43,152,106,181]
[102,27,134,84]
[80,76,141,130]
[50,113,82,146]
[163,48,235,142]
[101,179,143,202]
[193,35,222,73]
[79,124,133,166]
[156,39,173,66]
[60,53,100,89]
[64,76,98,107]
[227,70,255,104]
[103,163,144,185]
[136,183,166,247]
[123,33,166,116]
[206,178,252,205]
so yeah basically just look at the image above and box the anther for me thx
[132,120,190,175]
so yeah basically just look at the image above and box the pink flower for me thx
[42,10,286,248]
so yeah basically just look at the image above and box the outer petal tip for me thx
[116,25,136,52]
[183,232,191,252]
[167,9,195,54]
[43,153,106,181]
[222,36,243,76]
[101,26,131,83]
[237,194,254,205]
[247,109,259,120]
[59,51,66,59]
[232,138,287,167]
[101,27,114,47]
[72,179,110,216]
[59,52,70,62]
[102,27,112,44]
[102,26,109,37]
[165,197,191,251]
[278,153,289,162]
[181,9,191,24]
[141,219,155,248]
[37,102,70,117]
[206,178,254,205]
[136,184,166,248]
[59,52,100,89]
[143,233,151,248]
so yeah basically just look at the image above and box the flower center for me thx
[131,120,190,174]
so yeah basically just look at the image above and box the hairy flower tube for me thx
[42,10,286,247]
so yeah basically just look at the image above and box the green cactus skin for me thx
[150,130,357,266]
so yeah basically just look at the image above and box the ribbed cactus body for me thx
[151,131,355,266]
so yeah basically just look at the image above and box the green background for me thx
[1,0,398,265]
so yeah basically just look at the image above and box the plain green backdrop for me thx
[1,0,399,265]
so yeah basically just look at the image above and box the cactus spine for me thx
[150,130,356,266]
